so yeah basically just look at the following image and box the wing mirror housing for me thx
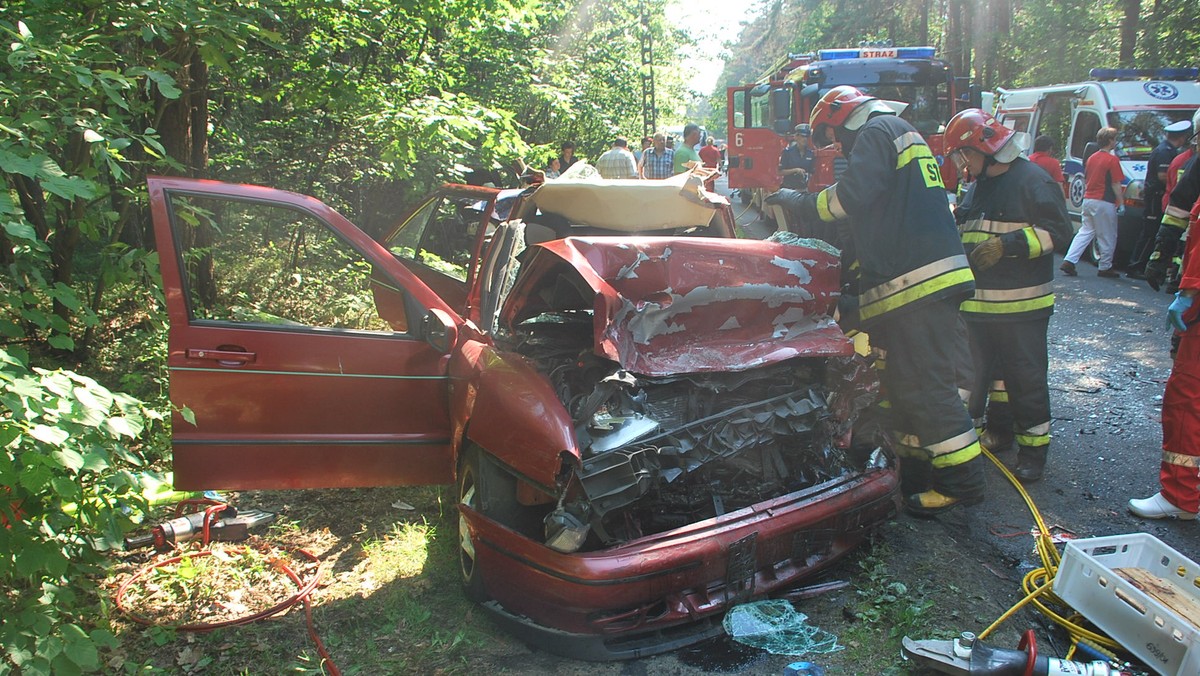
[422,308,458,354]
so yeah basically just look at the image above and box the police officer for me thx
[768,85,983,515]
[1129,120,1192,278]
[1147,118,1199,291]
[779,124,815,191]
[944,109,1073,483]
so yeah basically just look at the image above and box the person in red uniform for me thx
[1129,197,1200,519]
[1130,111,1200,519]
[698,137,723,192]
[1027,135,1067,199]
[1060,127,1124,278]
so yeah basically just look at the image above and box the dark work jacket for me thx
[788,114,974,328]
[955,158,1073,322]
[1146,139,1181,219]
[1164,154,1200,230]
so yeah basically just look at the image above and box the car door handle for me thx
[186,348,257,365]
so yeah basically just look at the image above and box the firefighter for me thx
[944,109,1073,483]
[767,85,983,515]
[1146,118,1198,292]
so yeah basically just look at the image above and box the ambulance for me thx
[993,68,1200,263]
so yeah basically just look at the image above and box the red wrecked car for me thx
[149,172,898,660]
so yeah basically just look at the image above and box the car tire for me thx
[457,444,524,603]
[457,445,488,602]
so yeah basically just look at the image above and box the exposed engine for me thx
[502,311,885,553]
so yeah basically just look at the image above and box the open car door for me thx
[149,177,462,490]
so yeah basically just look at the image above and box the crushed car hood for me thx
[501,237,851,376]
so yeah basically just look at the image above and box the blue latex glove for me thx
[1116,203,1126,216]
[1167,292,1193,332]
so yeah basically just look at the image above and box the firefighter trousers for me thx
[966,317,1052,457]
[873,298,984,498]
[1160,325,1200,513]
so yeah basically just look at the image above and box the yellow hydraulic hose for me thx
[975,448,1123,661]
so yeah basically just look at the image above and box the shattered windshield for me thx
[1110,109,1196,160]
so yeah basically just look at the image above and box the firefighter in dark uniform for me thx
[1147,121,1199,292]
[768,85,984,515]
[944,109,1073,483]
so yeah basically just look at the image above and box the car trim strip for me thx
[172,437,450,445]
[170,366,447,380]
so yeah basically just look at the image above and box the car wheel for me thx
[457,444,526,603]
[458,445,488,602]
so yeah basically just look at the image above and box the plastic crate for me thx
[1053,533,1200,676]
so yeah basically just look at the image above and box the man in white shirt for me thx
[596,137,639,179]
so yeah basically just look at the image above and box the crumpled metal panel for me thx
[504,237,851,376]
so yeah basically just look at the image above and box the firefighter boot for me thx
[904,456,986,517]
[899,456,933,496]
[979,428,1014,454]
[1011,446,1047,483]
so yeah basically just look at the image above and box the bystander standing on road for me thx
[1027,135,1067,199]
[641,132,675,180]
[672,123,702,175]
[634,136,651,168]
[698,137,722,192]
[945,109,1072,484]
[1129,120,1191,279]
[595,137,639,179]
[1060,127,1124,278]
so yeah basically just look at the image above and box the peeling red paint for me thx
[503,237,852,376]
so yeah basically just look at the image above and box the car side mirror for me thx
[421,308,458,354]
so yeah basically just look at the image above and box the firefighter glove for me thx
[1167,292,1193,332]
[969,236,1004,271]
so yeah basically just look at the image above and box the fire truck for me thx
[726,45,978,215]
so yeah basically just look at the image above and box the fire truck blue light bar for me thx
[818,47,936,61]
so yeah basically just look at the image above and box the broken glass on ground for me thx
[723,599,844,656]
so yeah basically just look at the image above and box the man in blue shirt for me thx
[778,124,815,191]
[640,132,675,179]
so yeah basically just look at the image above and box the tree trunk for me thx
[1119,0,1141,66]
[1141,0,1162,66]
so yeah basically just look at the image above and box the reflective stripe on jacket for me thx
[798,115,974,327]
[955,158,1073,321]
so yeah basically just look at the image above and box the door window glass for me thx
[1070,111,1103,159]
[1035,93,1075,157]
[169,193,404,333]
[383,195,482,282]
[732,89,748,129]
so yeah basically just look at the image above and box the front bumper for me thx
[459,468,899,660]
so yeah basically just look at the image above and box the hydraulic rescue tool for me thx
[902,631,1141,676]
[124,504,277,551]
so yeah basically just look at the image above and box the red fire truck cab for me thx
[726,46,979,210]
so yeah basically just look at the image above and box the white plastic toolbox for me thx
[1053,533,1200,676]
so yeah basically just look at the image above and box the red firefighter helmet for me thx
[809,85,878,133]
[944,109,1015,158]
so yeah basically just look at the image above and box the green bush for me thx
[0,348,160,675]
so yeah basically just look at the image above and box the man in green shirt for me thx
[673,123,702,174]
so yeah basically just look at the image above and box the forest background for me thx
[0,0,1197,672]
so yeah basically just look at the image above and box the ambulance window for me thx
[1071,111,1103,158]
[1036,93,1074,157]
[1003,115,1030,132]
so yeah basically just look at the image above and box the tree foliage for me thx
[717,0,1200,94]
